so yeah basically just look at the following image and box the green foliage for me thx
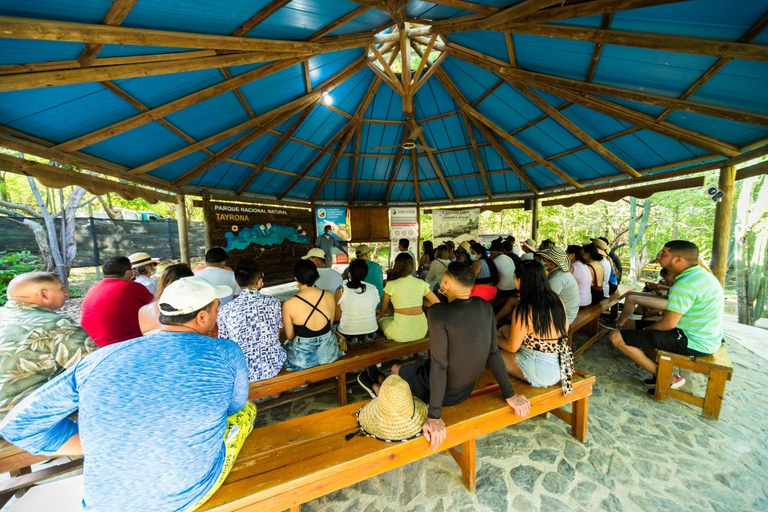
[0,251,43,306]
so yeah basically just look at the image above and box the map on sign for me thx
[225,223,310,251]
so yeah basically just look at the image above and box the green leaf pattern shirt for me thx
[0,301,96,420]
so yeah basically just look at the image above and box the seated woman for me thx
[469,243,499,301]
[282,260,343,371]
[378,253,440,343]
[335,259,380,347]
[417,240,435,280]
[138,263,194,334]
[496,261,574,395]
[218,259,285,382]
[425,244,451,292]
[566,245,592,308]
[582,243,606,304]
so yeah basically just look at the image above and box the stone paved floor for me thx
[256,331,768,512]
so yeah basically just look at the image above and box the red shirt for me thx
[470,284,498,302]
[81,278,154,347]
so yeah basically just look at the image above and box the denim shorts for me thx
[516,347,561,388]
[284,331,344,371]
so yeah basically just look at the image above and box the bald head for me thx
[7,272,68,311]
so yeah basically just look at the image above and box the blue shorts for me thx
[284,331,344,371]
[516,347,561,388]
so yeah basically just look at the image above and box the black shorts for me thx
[397,360,473,407]
[620,320,709,357]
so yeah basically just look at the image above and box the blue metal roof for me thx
[0,0,767,205]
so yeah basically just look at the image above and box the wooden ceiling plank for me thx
[77,0,139,67]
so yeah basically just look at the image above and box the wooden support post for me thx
[176,193,190,266]
[710,165,736,287]
[531,198,539,241]
[337,374,347,406]
[448,439,477,492]
[571,396,589,442]
[201,191,214,252]
[654,354,674,402]
[702,369,728,420]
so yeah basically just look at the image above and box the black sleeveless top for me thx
[293,290,332,337]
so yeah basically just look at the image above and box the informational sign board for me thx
[204,201,313,285]
[389,207,419,268]
[433,208,480,245]
[315,207,349,266]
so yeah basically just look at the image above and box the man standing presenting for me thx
[609,240,724,393]
[0,277,253,512]
[315,224,348,269]
[81,257,154,347]
[0,272,96,421]
[194,247,240,305]
[128,252,159,295]
[359,263,530,450]
[303,248,343,292]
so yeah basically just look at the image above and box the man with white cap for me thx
[303,247,343,292]
[128,251,159,295]
[0,277,253,512]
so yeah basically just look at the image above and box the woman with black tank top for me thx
[282,260,343,371]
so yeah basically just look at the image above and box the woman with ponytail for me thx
[496,260,574,395]
[335,259,380,347]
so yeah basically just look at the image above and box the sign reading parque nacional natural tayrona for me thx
[204,201,314,286]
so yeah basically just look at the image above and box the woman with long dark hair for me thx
[378,252,440,342]
[582,243,606,304]
[496,260,574,395]
[335,259,379,347]
[469,242,499,301]
[418,240,435,278]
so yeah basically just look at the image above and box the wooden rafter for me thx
[173,59,370,187]
[400,23,413,113]
[310,79,383,202]
[586,14,612,83]
[235,106,316,195]
[461,113,492,198]
[309,6,372,41]
[430,40,768,128]
[368,44,405,94]
[655,10,768,123]
[350,125,363,202]
[477,0,565,30]
[517,86,640,177]
[77,0,138,67]
[385,127,411,203]
[303,61,312,93]
[412,52,446,94]
[233,0,292,37]
[506,23,768,62]
[412,34,437,86]
[411,149,420,204]
[414,124,454,201]
[511,0,686,25]
[425,0,499,13]
[503,32,516,67]
[471,79,504,107]
[56,57,304,153]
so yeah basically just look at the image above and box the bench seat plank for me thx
[203,371,595,512]
[248,337,429,401]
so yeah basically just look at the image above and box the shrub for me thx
[0,251,43,306]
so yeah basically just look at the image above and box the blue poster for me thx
[315,207,349,265]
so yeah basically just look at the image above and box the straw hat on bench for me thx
[352,375,428,442]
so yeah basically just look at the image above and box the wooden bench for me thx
[654,343,734,420]
[249,337,429,405]
[569,287,630,358]
[202,369,595,512]
[0,442,81,507]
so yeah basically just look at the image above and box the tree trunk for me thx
[97,194,118,220]
[27,177,66,284]
[734,178,754,325]
[628,197,638,286]
[62,187,87,277]
[0,172,9,202]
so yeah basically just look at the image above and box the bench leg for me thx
[654,355,674,402]
[703,369,728,420]
[289,505,300,512]
[571,396,589,443]
[449,439,476,492]
[337,374,347,406]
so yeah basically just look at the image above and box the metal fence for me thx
[0,216,207,267]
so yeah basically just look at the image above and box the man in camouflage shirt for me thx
[0,272,96,420]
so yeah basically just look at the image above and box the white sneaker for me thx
[670,374,686,390]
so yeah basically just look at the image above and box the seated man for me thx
[0,272,96,421]
[608,240,724,394]
[303,247,343,292]
[194,247,241,305]
[0,277,254,512]
[358,263,530,450]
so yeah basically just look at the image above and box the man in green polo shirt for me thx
[608,240,724,394]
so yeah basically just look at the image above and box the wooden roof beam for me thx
[55,57,305,152]
[426,0,499,14]
[77,0,138,67]
[411,149,420,204]
[385,126,411,203]
[233,0,292,37]
[235,106,316,195]
[350,125,363,202]
[505,23,768,62]
[309,6,372,41]
[586,14,613,83]
[461,113,492,198]
[517,86,640,177]
[477,0,566,30]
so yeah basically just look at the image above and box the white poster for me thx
[389,207,419,268]
[433,208,480,245]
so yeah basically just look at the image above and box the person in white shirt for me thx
[303,248,343,292]
[520,238,537,261]
[489,241,516,297]
[335,259,380,347]
[128,252,159,295]
[194,247,241,305]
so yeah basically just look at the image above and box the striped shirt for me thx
[666,265,724,354]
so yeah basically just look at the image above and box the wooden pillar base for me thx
[449,439,477,492]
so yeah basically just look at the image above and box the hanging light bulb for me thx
[322,91,333,105]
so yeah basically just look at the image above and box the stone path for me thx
[256,334,768,512]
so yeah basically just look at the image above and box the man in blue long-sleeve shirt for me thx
[0,277,254,512]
